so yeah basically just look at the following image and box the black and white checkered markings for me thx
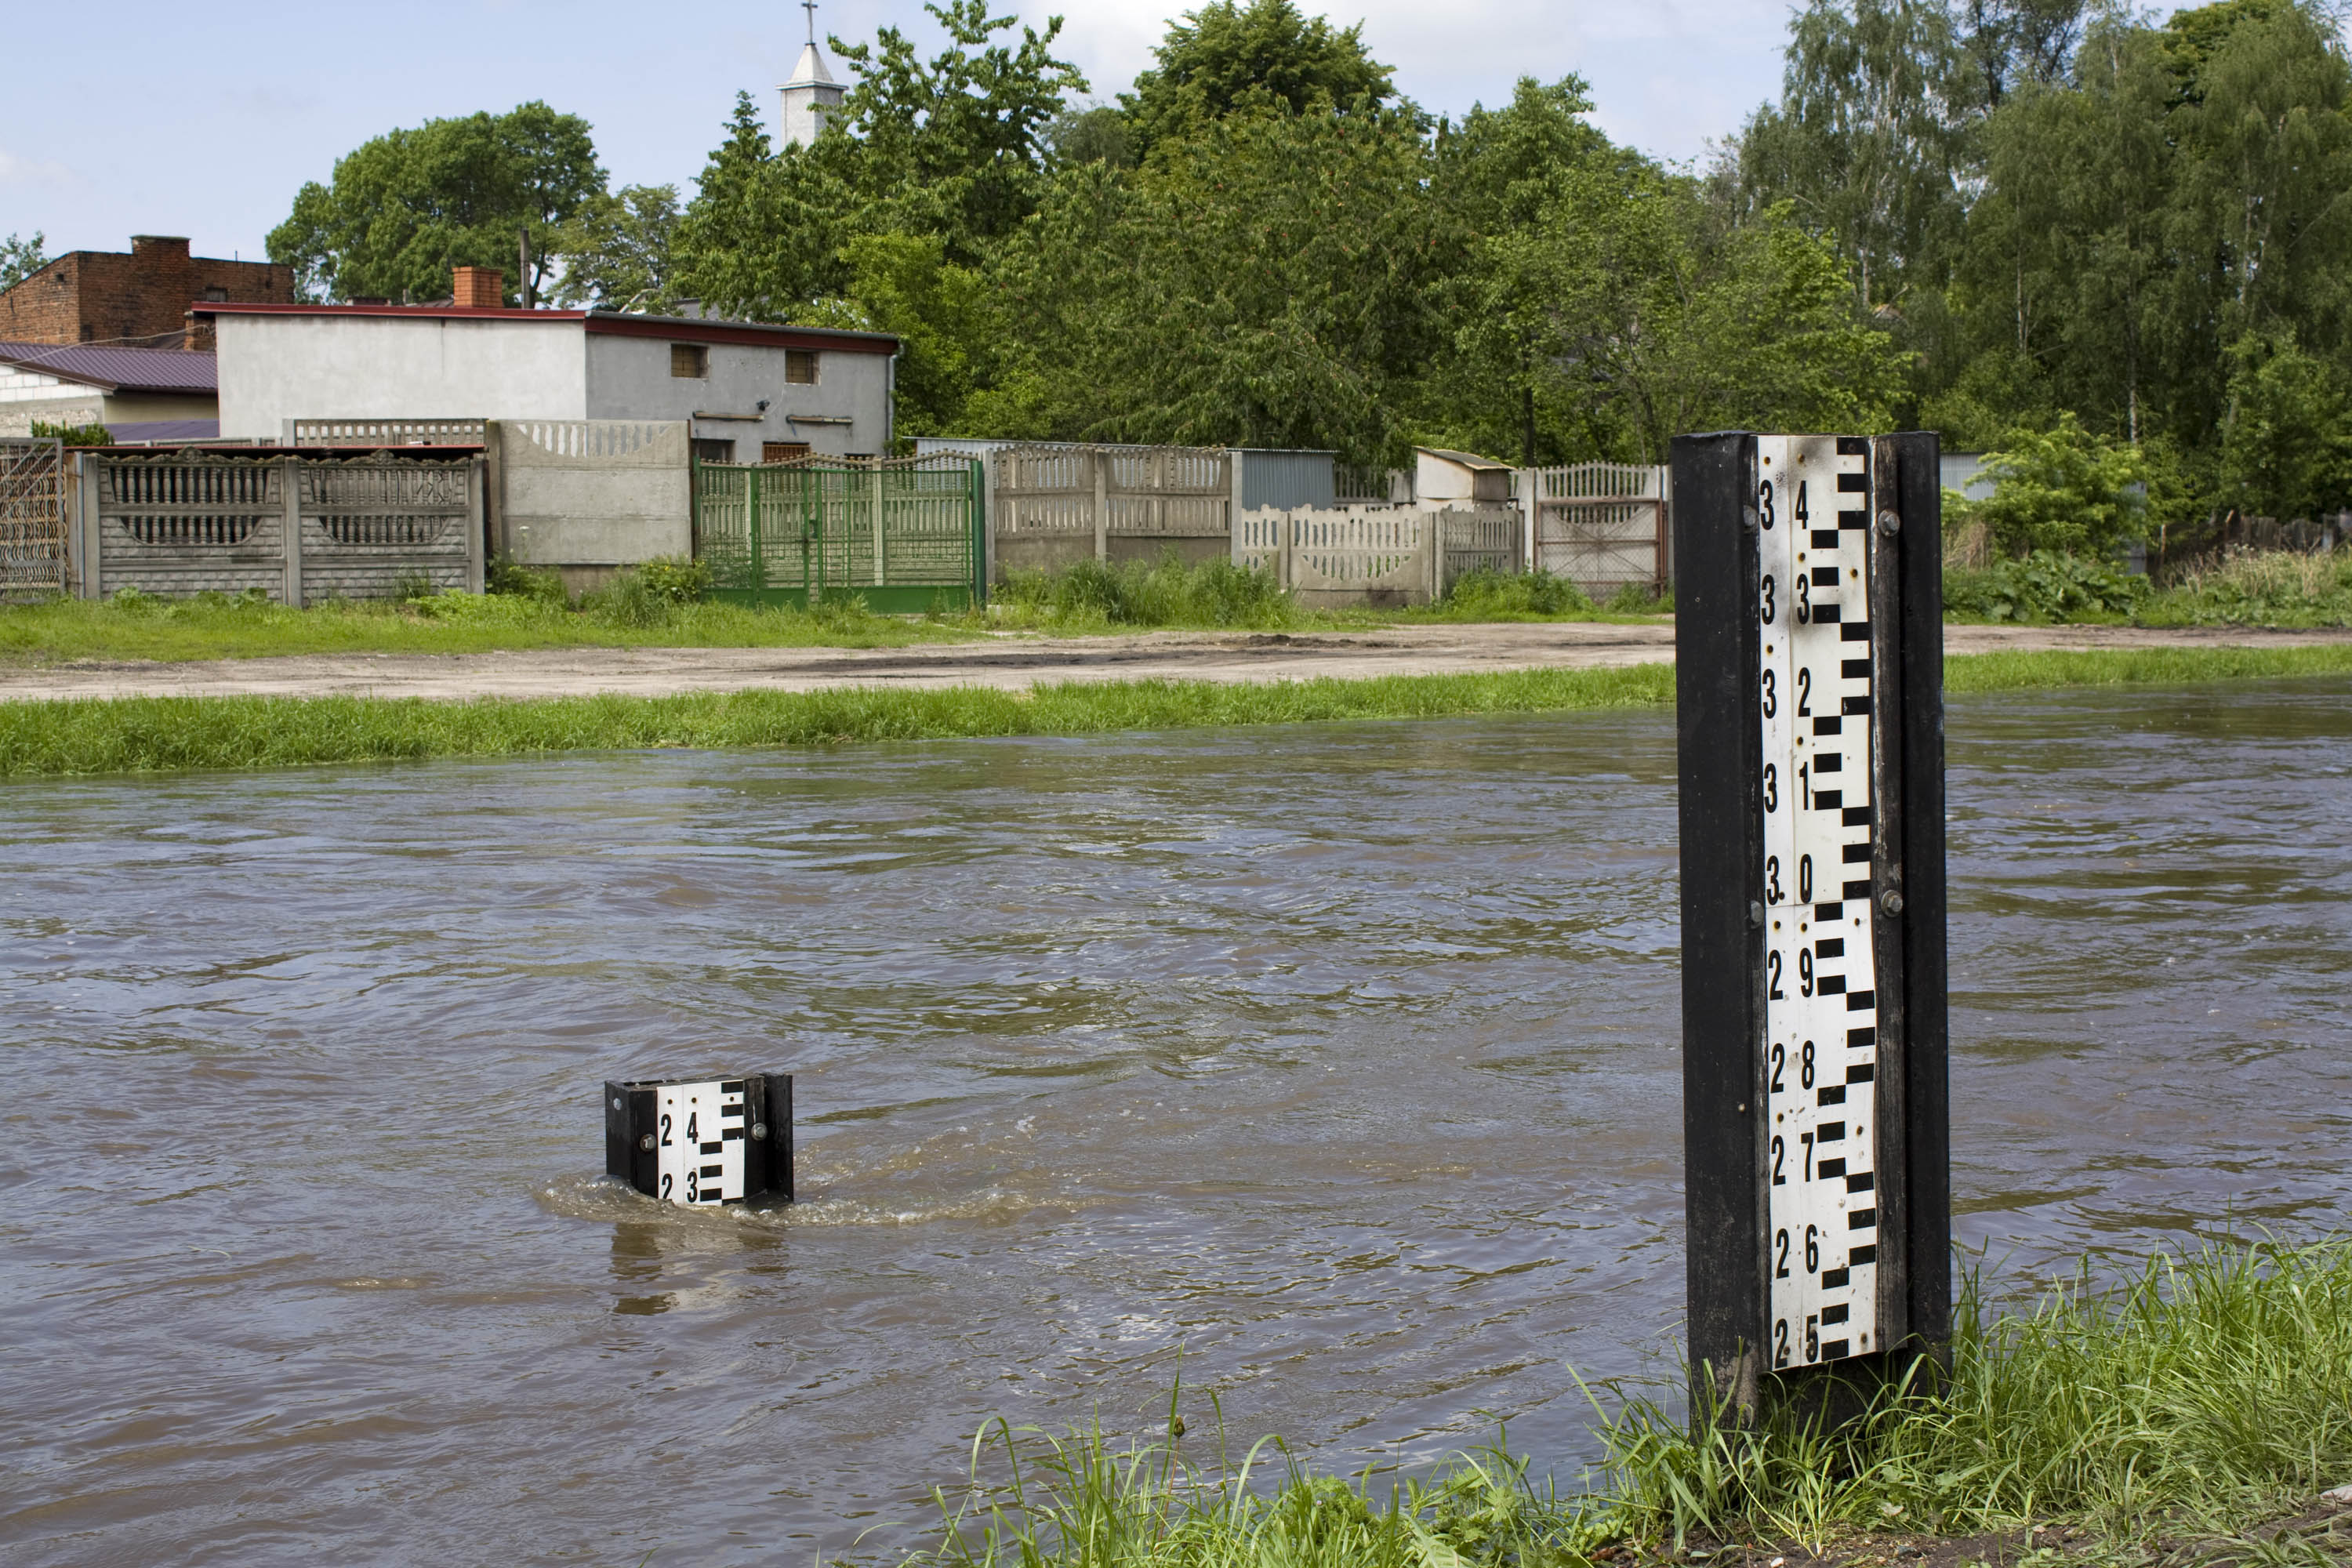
[1756,435,1879,1369]
[655,1079,750,1207]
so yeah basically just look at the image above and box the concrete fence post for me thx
[280,456,304,608]
[466,456,488,593]
[1092,446,1109,564]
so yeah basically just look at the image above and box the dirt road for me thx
[3,621,2347,704]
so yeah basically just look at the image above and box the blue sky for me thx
[0,1,1796,263]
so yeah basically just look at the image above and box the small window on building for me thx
[785,350,818,385]
[201,285,229,303]
[671,343,709,378]
[761,441,811,464]
[691,437,735,464]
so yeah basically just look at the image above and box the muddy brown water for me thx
[4,681,2350,1566]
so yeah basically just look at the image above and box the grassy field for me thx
[895,1236,2352,1568]
[0,587,978,663]
[0,561,1668,666]
[5,644,2352,778]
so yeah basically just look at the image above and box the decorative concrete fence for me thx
[492,419,689,593]
[1523,462,1671,597]
[1235,503,1520,608]
[290,418,488,448]
[989,443,1231,578]
[72,451,484,602]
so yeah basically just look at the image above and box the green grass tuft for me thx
[1601,1236,2352,1549]
[898,1238,2352,1567]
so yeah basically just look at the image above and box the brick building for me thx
[0,235,294,350]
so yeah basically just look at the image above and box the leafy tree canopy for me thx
[1122,0,1399,156]
[267,101,605,304]
[0,231,47,292]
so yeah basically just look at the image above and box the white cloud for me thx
[0,149,80,190]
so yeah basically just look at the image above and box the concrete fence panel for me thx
[990,442,1232,577]
[494,419,690,586]
[83,452,484,603]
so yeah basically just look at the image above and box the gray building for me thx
[195,288,897,461]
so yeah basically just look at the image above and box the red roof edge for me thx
[191,303,588,323]
[187,302,898,355]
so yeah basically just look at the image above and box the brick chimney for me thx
[451,266,505,309]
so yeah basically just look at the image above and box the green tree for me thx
[1973,412,2147,554]
[669,94,837,319]
[800,232,998,436]
[1122,0,1397,157]
[267,102,607,303]
[2218,328,2352,521]
[984,100,1440,463]
[0,231,47,292]
[1419,76,1632,463]
[1444,172,1909,464]
[1962,0,2085,104]
[1733,0,1982,310]
[821,0,1085,257]
[553,184,681,310]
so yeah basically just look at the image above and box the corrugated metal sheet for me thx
[1232,448,1338,513]
[0,341,217,394]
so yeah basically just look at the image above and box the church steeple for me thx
[779,2,844,148]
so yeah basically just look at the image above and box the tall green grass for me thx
[6,646,2352,777]
[0,585,967,663]
[0,666,1678,776]
[899,1239,2352,1568]
[1602,1236,2352,1548]
[994,557,1298,630]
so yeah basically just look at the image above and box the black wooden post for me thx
[1670,430,1949,1419]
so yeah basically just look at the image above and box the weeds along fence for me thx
[990,443,1232,579]
[1234,503,1519,608]
[694,454,984,612]
[70,450,484,603]
[1,436,68,601]
[1520,463,1671,597]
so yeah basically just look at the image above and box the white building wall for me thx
[212,314,590,439]
[583,333,892,459]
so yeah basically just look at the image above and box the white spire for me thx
[779,1,844,146]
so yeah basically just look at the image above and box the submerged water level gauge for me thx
[604,1075,794,1207]
[1671,431,1950,1412]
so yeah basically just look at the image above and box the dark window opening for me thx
[671,343,709,378]
[691,437,735,463]
[785,350,818,385]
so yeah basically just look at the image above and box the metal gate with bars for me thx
[1524,462,1672,596]
[694,454,984,612]
[1,437,69,601]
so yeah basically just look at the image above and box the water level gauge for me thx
[1669,430,1949,1414]
[604,1074,794,1207]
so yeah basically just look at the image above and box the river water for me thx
[5,681,2350,1566]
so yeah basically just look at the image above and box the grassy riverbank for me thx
[900,1237,2352,1568]
[5,646,2352,777]
[0,564,1663,666]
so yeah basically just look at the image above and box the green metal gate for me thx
[694,454,984,613]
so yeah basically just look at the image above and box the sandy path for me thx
[2,622,2348,703]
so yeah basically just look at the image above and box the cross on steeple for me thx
[802,0,818,45]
